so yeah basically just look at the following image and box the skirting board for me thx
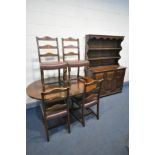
[26,81,129,109]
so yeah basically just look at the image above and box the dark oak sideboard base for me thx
[87,66,126,97]
[85,34,126,96]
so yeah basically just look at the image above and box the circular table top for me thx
[26,77,95,100]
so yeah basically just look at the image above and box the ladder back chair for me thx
[62,37,89,80]
[41,87,70,141]
[36,36,67,91]
[71,77,103,127]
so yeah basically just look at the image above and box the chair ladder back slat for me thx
[36,36,60,63]
[62,37,80,61]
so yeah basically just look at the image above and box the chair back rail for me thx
[62,37,80,61]
[36,36,60,62]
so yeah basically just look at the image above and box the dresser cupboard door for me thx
[101,71,116,95]
[115,69,125,90]
[93,73,105,95]
[93,68,125,96]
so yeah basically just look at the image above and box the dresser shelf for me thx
[88,56,120,61]
[88,47,122,50]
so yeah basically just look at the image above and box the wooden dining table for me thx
[26,77,96,100]
[26,77,97,129]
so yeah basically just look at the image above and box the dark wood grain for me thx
[40,52,58,57]
[39,45,57,49]
[63,37,78,41]
[26,77,95,100]
[71,79,103,126]
[41,87,70,141]
[64,52,78,56]
[88,47,122,50]
[63,45,78,49]
[85,34,126,96]
[86,34,124,40]
[62,38,80,61]
[88,57,120,61]
[36,36,66,89]
[36,36,57,41]
[62,37,88,79]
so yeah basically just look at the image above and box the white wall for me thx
[26,0,129,104]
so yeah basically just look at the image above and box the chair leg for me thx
[82,107,85,127]
[71,99,76,110]
[58,69,61,84]
[84,67,86,77]
[40,69,45,91]
[84,66,89,76]
[68,67,71,80]
[63,67,67,86]
[77,67,79,77]
[67,114,71,133]
[44,119,49,141]
[97,103,99,120]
